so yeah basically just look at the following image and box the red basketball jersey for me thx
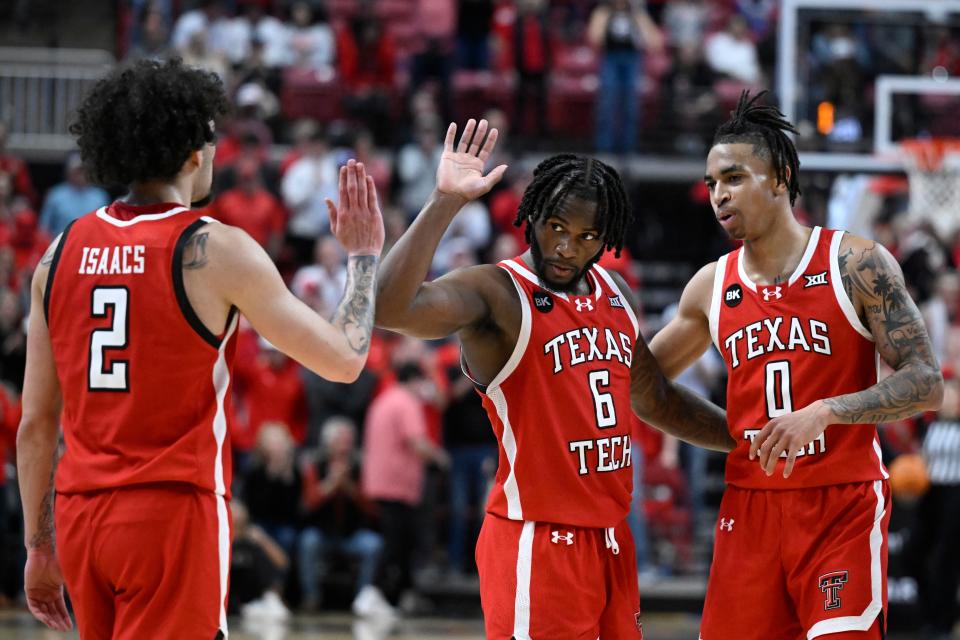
[710,226,889,489]
[477,258,638,527]
[46,202,238,497]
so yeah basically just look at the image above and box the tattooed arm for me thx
[631,335,735,451]
[610,270,735,452]
[17,238,73,630]
[204,161,384,382]
[824,235,943,422]
[751,233,943,477]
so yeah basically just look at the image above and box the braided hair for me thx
[713,90,802,205]
[513,154,632,257]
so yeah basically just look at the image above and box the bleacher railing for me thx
[0,47,114,155]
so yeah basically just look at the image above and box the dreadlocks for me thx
[513,154,633,257]
[713,90,802,205]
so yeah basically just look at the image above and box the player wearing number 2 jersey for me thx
[650,92,943,640]
[16,59,384,638]
[375,119,734,640]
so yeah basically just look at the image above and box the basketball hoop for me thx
[899,138,960,237]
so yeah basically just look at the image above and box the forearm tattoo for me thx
[826,243,942,424]
[332,256,379,355]
[29,463,56,552]
[182,232,209,270]
[631,340,734,452]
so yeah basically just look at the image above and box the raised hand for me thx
[325,160,386,257]
[436,119,508,201]
[24,550,73,631]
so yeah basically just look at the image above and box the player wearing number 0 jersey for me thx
[17,59,384,638]
[651,92,943,640]
[375,120,733,640]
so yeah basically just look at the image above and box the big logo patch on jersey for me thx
[533,290,554,313]
[724,284,743,307]
[804,271,829,288]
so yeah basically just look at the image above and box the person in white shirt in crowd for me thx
[289,0,336,74]
[282,127,340,263]
[704,15,761,84]
[292,235,348,316]
[397,117,444,218]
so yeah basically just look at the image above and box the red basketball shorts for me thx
[55,484,231,640]
[476,513,643,640]
[700,480,890,640]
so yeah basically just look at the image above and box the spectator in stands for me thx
[661,0,709,51]
[704,15,761,85]
[489,167,530,247]
[433,202,490,274]
[281,126,339,263]
[588,0,664,153]
[234,339,309,448]
[0,288,25,392]
[171,0,231,58]
[457,0,494,70]
[336,5,397,146]
[289,1,335,74]
[664,43,717,154]
[228,500,291,621]
[39,153,109,237]
[438,337,496,577]
[127,2,173,61]
[0,122,37,208]
[397,117,444,218]
[179,30,230,82]
[512,0,551,144]
[241,423,303,558]
[409,0,457,123]
[209,156,286,258]
[353,129,392,203]
[233,0,290,70]
[299,417,384,613]
[361,362,450,613]
[291,235,347,316]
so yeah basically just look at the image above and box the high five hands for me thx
[436,119,509,202]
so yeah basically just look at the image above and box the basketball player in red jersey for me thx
[375,119,734,639]
[16,59,384,638]
[650,92,944,639]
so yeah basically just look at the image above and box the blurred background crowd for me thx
[0,0,959,634]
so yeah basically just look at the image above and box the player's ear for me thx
[182,148,203,174]
[774,166,791,197]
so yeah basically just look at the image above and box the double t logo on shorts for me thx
[819,570,849,610]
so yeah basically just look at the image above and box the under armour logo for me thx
[804,271,829,288]
[761,286,783,301]
[574,298,594,312]
[719,518,735,532]
[819,571,849,610]
[551,530,574,545]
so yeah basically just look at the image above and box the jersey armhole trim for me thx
[173,219,228,349]
[42,219,75,326]
[592,264,640,338]
[485,265,532,392]
[829,230,874,341]
[708,254,729,350]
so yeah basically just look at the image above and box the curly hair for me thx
[712,90,802,205]
[69,58,229,187]
[512,154,633,257]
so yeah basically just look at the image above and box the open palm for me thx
[436,119,508,201]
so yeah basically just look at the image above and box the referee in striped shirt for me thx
[915,373,960,640]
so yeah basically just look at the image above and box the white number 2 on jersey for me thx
[89,287,129,391]
[589,369,617,428]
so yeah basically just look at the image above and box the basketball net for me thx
[899,138,960,237]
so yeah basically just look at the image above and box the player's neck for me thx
[124,178,194,207]
[741,216,812,286]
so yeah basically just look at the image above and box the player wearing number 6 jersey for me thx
[16,59,384,638]
[375,119,734,640]
[650,92,943,640]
